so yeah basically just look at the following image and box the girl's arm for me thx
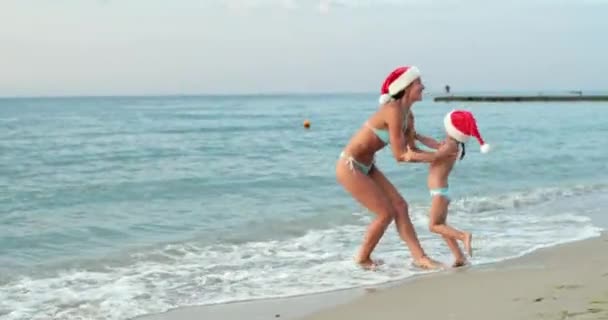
[415,133,442,150]
[404,140,456,162]
[387,106,457,163]
[404,112,441,150]
[407,112,442,149]
[387,108,436,162]
[402,113,456,162]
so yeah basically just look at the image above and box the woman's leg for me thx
[368,167,441,269]
[336,159,396,269]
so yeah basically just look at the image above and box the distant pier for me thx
[434,95,608,102]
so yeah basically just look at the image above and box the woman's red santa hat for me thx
[379,66,421,105]
[444,110,491,153]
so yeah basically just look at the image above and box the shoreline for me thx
[134,231,606,320]
[300,231,608,320]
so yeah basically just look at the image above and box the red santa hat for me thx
[378,66,421,104]
[444,109,491,153]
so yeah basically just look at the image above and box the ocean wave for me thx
[0,184,604,320]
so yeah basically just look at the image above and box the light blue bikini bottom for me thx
[339,151,374,175]
[429,187,451,202]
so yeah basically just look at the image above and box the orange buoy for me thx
[303,119,311,129]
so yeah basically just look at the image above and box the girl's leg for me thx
[368,167,441,269]
[336,160,397,269]
[428,195,472,258]
[431,197,467,266]
[442,236,467,267]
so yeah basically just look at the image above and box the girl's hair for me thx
[459,142,466,160]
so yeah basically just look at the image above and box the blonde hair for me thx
[404,111,417,150]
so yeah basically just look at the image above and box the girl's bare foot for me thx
[463,232,473,257]
[452,258,468,268]
[412,256,443,270]
[355,257,384,270]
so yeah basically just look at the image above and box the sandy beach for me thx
[137,232,608,320]
[302,233,608,320]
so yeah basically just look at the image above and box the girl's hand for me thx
[402,149,421,162]
[403,150,413,162]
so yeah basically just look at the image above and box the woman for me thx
[336,66,455,270]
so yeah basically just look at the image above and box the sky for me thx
[1,0,607,97]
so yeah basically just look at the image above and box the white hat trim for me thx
[387,66,421,96]
[444,111,470,143]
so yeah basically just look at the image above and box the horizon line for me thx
[1,89,605,100]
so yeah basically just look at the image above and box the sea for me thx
[1,93,607,320]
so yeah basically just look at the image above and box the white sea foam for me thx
[0,185,604,320]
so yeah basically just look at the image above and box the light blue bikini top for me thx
[366,110,409,145]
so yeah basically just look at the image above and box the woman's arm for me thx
[386,105,412,162]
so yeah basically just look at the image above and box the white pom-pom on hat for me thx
[480,143,491,153]
[378,94,391,105]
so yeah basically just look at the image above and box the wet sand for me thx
[136,232,608,320]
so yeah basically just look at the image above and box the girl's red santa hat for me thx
[378,66,421,105]
[444,110,491,153]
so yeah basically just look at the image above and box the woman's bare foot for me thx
[463,232,473,257]
[412,256,443,270]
